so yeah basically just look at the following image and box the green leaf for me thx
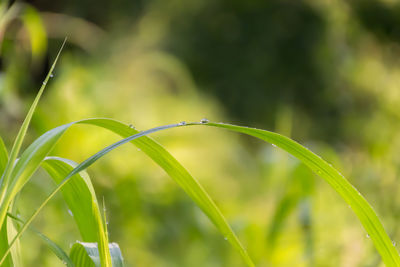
[41,157,111,266]
[0,38,66,227]
[0,222,11,267]
[0,124,71,228]
[0,119,254,266]
[190,122,400,267]
[70,242,124,267]
[4,218,21,267]
[0,136,7,174]
[0,136,12,267]
[7,213,74,267]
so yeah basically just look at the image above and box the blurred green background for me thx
[1,0,400,266]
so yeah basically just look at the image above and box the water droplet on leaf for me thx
[68,210,73,216]
[179,121,187,126]
[366,234,370,238]
[200,118,209,124]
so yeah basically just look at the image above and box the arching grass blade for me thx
[42,157,111,266]
[0,38,66,226]
[189,122,400,266]
[0,120,254,267]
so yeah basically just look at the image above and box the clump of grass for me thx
[0,41,399,267]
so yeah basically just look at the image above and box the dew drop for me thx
[366,234,370,238]
[200,118,209,124]
[272,144,277,148]
[137,148,141,152]
[68,210,73,216]
[224,237,228,241]
[179,121,187,126]
[42,81,47,85]
[393,241,397,246]
[50,74,54,78]
[128,124,135,129]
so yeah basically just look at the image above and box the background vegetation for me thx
[1,0,400,266]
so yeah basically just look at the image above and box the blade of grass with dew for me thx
[188,121,400,266]
[79,118,254,266]
[69,242,124,267]
[0,38,66,226]
[101,197,110,263]
[7,213,74,267]
[41,157,112,266]
[0,123,179,266]
[0,120,254,266]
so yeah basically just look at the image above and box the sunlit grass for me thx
[0,43,399,267]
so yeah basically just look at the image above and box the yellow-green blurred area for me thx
[1,0,400,266]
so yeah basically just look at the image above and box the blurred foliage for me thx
[1,0,400,266]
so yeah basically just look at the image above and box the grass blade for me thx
[0,136,12,267]
[79,119,254,266]
[0,136,7,173]
[189,122,400,266]
[69,242,124,267]
[0,222,11,267]
[0,38,66,224]
[0,124,71,229]
[0,119,254,266]
[41,157,111,266]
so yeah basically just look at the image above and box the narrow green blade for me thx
[0,38,66,226]
[0,221,11,267]
[0,136,7,173]
[0,119,254,266]
[0,124,71,227]
[79,119,254,266]
[70,242,124,267]
[7,213,74,267]
[42,157,111,266]
[190,122,400,266]
[0,136,12,267]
